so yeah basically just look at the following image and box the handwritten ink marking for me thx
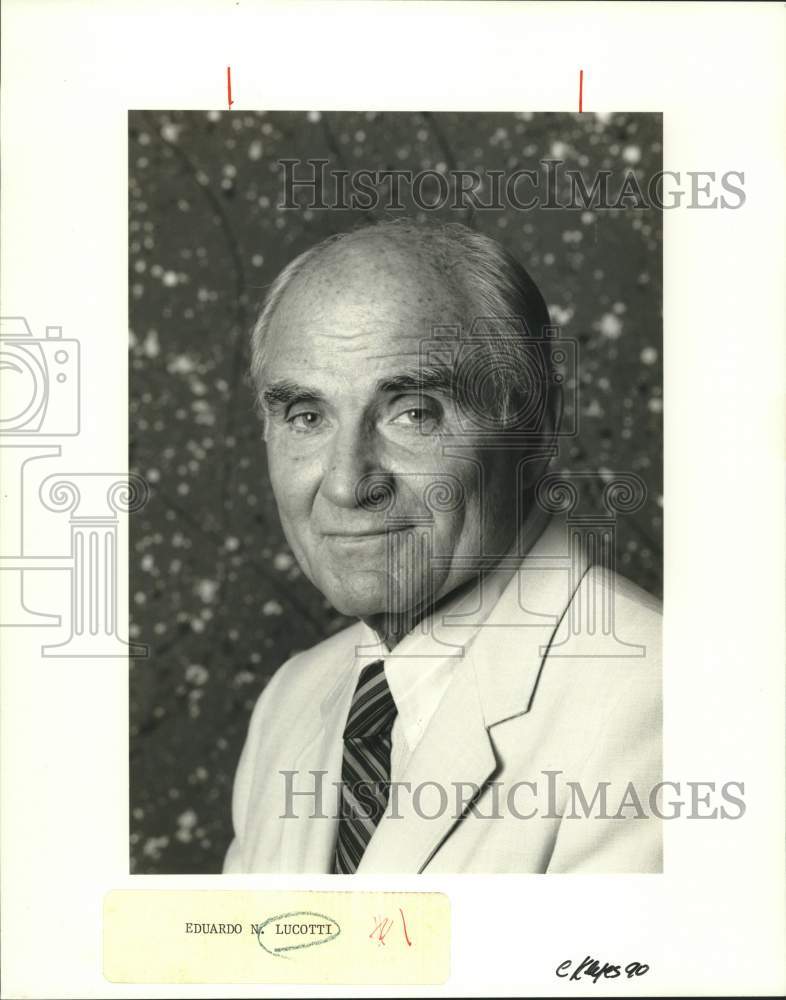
[253,911,340,959]
[579,69,584,112]
[399,907,412,947]
[227,66,234,110]
[556,956,650,983]
[369,916,393,945]
[369,910,413,947]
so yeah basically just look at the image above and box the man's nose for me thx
[319,422,391,511]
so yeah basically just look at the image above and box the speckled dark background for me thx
[129,110,662,874]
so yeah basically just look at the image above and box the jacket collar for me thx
[317,514,583,729]
[355,515,587,873]
[468,514,586,728]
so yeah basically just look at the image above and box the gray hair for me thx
[249,220,560,434]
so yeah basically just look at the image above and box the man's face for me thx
[260,242,520,620]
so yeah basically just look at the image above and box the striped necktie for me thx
[333,659,398,874]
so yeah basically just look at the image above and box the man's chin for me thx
[316,570,419,620]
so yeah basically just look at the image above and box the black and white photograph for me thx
[3,2,784,996]
[129,110,664,875]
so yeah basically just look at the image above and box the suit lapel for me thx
[277,630,361,873]
[357,516,587,873]
[470,516,588,728]
[279,722,344,873]
[355,655,496,873]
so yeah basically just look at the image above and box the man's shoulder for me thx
[555,565,661,655]
[288,618,366,668]
[232,621,365,791]
[264,619,365,702]
[514,518,661,643]
[530,567,662,765]
[582,565,662,629]
[524,564,662,711]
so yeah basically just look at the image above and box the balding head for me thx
[250,220,558,634]
[250,220,557,431]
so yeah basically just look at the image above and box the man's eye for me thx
[288,410,322,431]
[390,406,441,431]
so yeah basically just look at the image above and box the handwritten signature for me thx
[556,956,650,983]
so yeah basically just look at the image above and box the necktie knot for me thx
[343,659,398,739]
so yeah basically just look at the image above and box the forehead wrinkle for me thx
[313,327,374,342]
[309,334,374,355]
[290,247,469,314]
[265,243,476,371]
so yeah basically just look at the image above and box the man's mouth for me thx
[322,525,417,540]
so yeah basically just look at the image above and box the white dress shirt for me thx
[349,517,548,781]
[224,510,663,874]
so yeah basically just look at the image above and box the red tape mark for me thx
[227,66,234,110]
[579,68,584,112]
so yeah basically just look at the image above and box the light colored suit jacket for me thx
[224,519,662,874]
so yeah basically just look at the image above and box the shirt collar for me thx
[351,512,550,751]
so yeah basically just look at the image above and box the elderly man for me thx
[224,221,662,875]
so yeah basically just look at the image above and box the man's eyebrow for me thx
[261,380,326,410]
[375,366,457,398]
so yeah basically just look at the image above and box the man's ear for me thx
[545,375,564,444]
[517,384,562,493]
